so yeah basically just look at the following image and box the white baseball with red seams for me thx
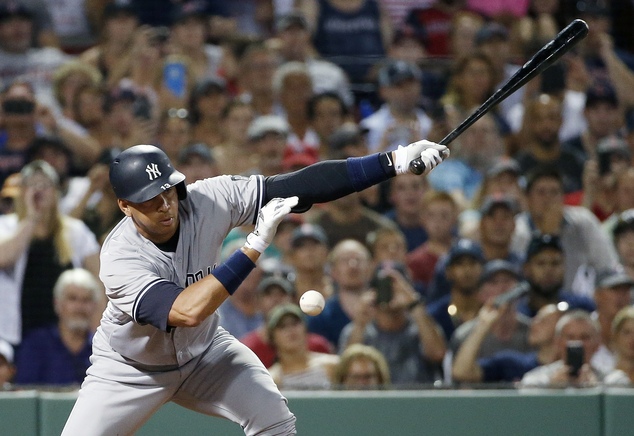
[299,290,325,316]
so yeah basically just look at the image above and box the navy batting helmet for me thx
[109,145,187,203]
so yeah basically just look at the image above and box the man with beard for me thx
[516,234,595,318]
[13,268,101,386]
[515,94,585,194]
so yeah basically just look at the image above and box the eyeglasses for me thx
[167,107,188,119]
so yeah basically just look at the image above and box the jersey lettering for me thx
[185,264,218,286]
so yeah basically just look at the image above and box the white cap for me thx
[247,115,289,140]
[0,339,14,364]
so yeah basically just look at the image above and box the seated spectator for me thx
[0,161,101,346]
[427,238,485,341]
[602,169,634,237]
[612,211,634,281]
[307,239,373,347]
[333,343,391,390]
[403,0,466,58]
[307,92,350,159]
[213,101,256,175]
[339,262,446,385]
[515,165,620,296]
[176,143,220,183]
[13,268,100,386]
[407,191,458,293]
[0,338,15,390]
[604,306,634,385]
[520,310,604,387]
[451,260,532,358]
[217,265,264,340]
[248,115,291,177]
[52,61,103,122]
[475,195,524,268]
[236,42,277,116]
[267,304,340,390]
[590,269,634,374]
[156,107,193,164]
[360,60,432,153]
[384,173,429,252]
[367,227,408,269]
[240,276,333,368]
[517,234,596,318]
[188,77,230,148]
[452,302,563,384]
[287,223,334,300]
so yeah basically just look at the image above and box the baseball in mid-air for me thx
[299,290,325,316]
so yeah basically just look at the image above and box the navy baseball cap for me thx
[525,234,562,260]
[480,195,519,216]
[328,123,368,152]
[595,268,634,289]
[0,1,34,22]
[447,239,485,266]
[585,82,618,108]
[487,157,521,178]
[378,60,422,87]
[291,223,328,248]
[480,259,520,284]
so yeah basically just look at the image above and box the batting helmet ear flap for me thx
[109,144,187,203]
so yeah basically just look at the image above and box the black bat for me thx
[409,19,589,175]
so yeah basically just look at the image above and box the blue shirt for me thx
[383,209,428,252]
[306,294,350,347]
[14,325,92,386]
[426,159,482,201]
[426,294,455,341]
[479,351,540,382]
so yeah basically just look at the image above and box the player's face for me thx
[119,187,180,243]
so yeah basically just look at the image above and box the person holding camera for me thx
[338,261,446,386]
[520,310,604,388]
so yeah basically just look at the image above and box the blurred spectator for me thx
[188,77,229,147]
[79,3,139,84]
[476,195,523,267]
[0,2,70,104]
[13,268,101,386]
[267,304,340,389]
[299,0,391,84]
[447,10,484,60]
[217,264,265,340]
[520,310,604,387]
[452,301,563,384]
[515,94,585,193]
[511,0,562,60]
[71,82,110,148]
[0,173,21,215]
[307,92,349,158]
[247,114,290,176]
[366,227,408,268]
[407,191,458,292]
[274,11,353,107]
[156,107,192,164]
[52,61,103,122]
[469,157,526,215]
[361,60,432,153]
[0,160,100,346]
[48,0,95,52]
[590,269,634,374]
[603,169,634,236]
[516,234,596,318]
[380,0,435,30]
[612,211,634,281]
[103,86,155,150]
[0,338,15,389]
[333,343,390,389]
[451,260,531,358]
[236,42,277,116]
[515,165,619,294]
[287,223,334,300]
[604,306,634,385]
[240,276,333,368]
[339,262,446,385]
[306,239,373,346]
[272,61,318,156]
[176,142,220,183]
[213,100,256,175]
[466,0,529,21]
[427,238,485,340]
[404,0,467,58]
[384,173,428,252]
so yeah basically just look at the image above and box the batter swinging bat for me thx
[409,19,589,175]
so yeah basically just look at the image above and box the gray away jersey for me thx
[97,175,264,368]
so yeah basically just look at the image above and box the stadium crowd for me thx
[1,0,634,392]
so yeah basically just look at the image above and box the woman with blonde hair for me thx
[334,344,391,389]
[604,306,634,385]
[0,160,101,347]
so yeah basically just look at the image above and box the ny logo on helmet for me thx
[146,163,162,180]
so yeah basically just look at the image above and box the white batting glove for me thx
[245,196,299,253]
[393,140,450,175]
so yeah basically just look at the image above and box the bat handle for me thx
[409,158,425,175]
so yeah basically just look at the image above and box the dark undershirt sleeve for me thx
[135,281,184,332]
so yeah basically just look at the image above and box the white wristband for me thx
[245,232,269,254]
[393,145,409,175]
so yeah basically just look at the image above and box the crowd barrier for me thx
[1,387,632,435]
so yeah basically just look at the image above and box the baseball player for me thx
[61,140,448,435]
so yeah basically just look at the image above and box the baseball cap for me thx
[475,22,509,45]
[328,123,369,152]
[613,209,634,240]
[267,304,305,333]
[595,268,634,289]
[247,115,289,141]
[178,143,215,165]
[0,338,14,364]
[291,223,328,248]
[102,3,137,21]
[597,136,631,160]
[585,82,618,108]
[191,77,227,97]
[525,234,562,260]
[171,2,207,25]
[447,239,485,266]
[487,157,520,178]
[0,173,21,199]
[0,1,34,22]
[378,60,422,87]
[480,259,520,284]
[275,12,308,32]
[257,276,295,295]
[480,194,519,216]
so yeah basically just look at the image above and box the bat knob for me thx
[409,158,426,175]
